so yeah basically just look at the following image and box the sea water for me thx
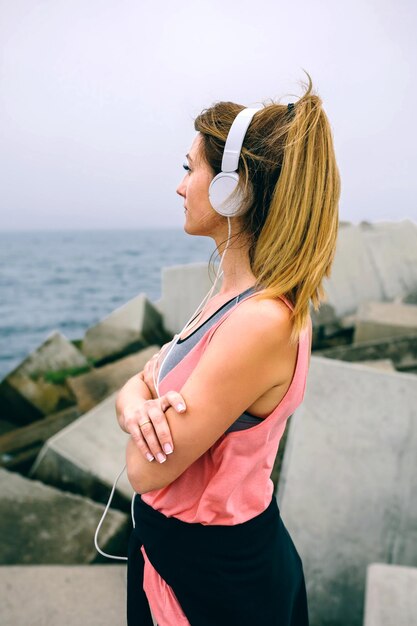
[0,229,215,380]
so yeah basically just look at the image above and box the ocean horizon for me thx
[0,228,215,380]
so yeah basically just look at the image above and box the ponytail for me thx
[252,71,341,343]
[195,70,341,344]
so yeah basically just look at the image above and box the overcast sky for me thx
[0,0,416,230]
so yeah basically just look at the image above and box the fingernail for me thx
[157,452,166,463]
[177,403,185,412]
[146,453,154,462]
[163,443,173,454]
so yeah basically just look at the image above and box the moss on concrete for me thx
[40,365,92,385]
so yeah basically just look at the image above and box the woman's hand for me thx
[143,354,158,399]
[120,393,186,464]
[143,342,172,399]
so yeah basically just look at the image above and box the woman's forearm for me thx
[126,436,152,493]
[115,372,153,432]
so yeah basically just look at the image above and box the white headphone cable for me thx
[93,462,132,560]
[94,217,232,561]
[154,216,232,394]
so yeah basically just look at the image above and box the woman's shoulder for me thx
[239,292,294,322]
[213,292,295,348]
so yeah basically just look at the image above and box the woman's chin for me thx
[184,219,204,237]
[183,211,193,233]
[183,211,214,237]
[184,222,198,235]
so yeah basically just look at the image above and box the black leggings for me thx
[127,495,309,626]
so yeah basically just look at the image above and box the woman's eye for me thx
[182,163,191,173]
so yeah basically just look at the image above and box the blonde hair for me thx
[194,71,341,344]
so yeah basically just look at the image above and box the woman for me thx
[116,71,340,626]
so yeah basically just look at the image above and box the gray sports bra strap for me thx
[158,286,256,382]
[158,284,264,433]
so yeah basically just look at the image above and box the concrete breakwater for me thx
[1,220,417,625]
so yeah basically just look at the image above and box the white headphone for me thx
[208,106,262,217]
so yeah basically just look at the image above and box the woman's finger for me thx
[124,416,156,463]
[139,403,170,462]
[161,391,187,414]
[143,353,158,373]
[140,393,186,458]
[143,354,160,398]
[142,392,187,456]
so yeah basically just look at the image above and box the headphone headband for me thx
[221,107,262,172]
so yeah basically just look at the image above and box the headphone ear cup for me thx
[209,172,245,218]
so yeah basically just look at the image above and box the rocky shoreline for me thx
[1,220,417,626]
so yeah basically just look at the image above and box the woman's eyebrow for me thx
[185,154,193,163]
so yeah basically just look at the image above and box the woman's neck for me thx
[213,235,257,296]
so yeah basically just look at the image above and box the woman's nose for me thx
[176,177,187,197]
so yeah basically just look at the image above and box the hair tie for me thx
[287,102,295,118]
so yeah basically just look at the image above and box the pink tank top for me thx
[141,292,312,525]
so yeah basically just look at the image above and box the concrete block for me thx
[309,302,339,329]
[361,220,417,301]
[0,419,16,437]
[353,300,417,344]
[316,333,417,374]
[0,405,81,473]
[82,293,170,364]
[402,289,417,305]
[152,297,164,314]
[67,345,159,413]
[322,224,383,318]
[159,262,222,334]
[360,359,396,371]
[364,563,417,626]
[277,356,417,626]
[339,312,358,329]
[0,468,129,564]
[5,331,89,380]
[0,332,89,425]
[0,565,128,626]
[320,221,417,319]
[30,392,133,509]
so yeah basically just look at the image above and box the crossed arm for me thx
[120,298,294,494]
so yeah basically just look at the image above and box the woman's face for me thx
[176,133,223,237]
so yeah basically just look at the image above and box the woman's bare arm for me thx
[126,297,294,494]
[116,342,174,429]
[115,372,153,433]
[116,369,187,462]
